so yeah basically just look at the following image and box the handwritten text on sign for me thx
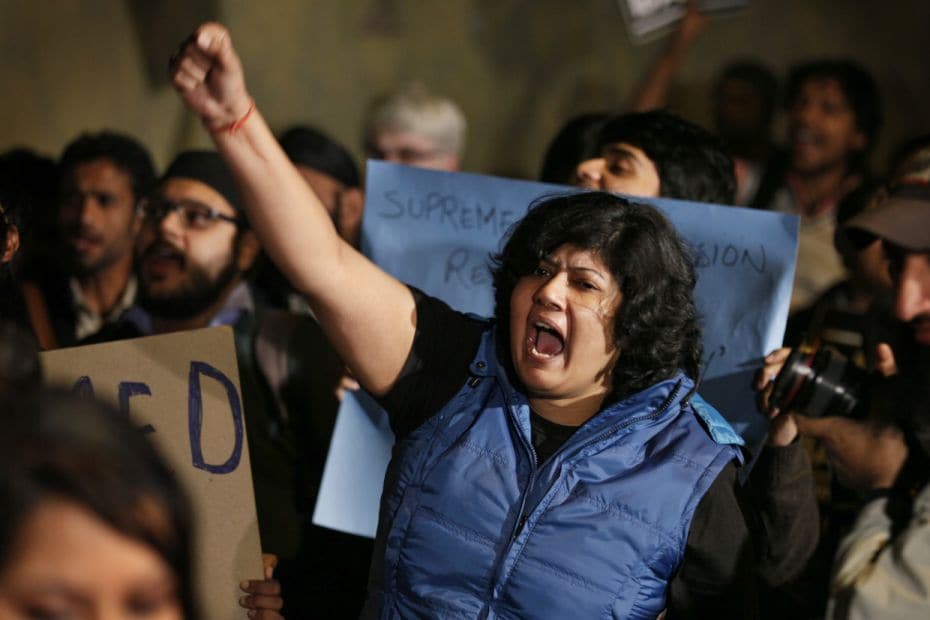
[69,361,244,474]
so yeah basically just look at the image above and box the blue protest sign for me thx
[313,161,798,537]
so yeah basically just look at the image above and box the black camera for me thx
[770,344,869,418]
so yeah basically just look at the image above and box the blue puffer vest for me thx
[363,329,744,619]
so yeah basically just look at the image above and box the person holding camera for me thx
[756,170,930,619]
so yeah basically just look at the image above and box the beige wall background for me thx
[2,0,928,178]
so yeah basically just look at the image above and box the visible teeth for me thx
[530,344,556,358]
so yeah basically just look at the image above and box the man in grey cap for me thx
[805,175,930,619]
[756,172,930,619]
[846,181,930,347]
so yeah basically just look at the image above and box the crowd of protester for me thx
[1,9,929,619]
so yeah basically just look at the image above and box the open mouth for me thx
[528,320,565,358]
[142,242,185,278]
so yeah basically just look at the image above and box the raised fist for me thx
[169,22,252,131]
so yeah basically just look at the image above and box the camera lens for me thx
[770,346,866,418]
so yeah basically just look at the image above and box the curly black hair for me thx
[491,191,702,400]
[596,110,736,205]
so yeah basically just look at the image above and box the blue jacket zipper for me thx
[497,379,684,598]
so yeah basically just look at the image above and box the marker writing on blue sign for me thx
[693,242,766,274]
[702,345,727,370]
[380,190,516,236]
[444,247,491,289]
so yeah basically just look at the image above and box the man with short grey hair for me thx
[363,82,466,171]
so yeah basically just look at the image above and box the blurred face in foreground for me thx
[509,244,621,409]
[0,498,182,620]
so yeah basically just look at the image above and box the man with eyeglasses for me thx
[132,151,260,333]
[88,149,345,617]
[34,131,156,347]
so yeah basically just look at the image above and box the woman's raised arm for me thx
[170,22,415,396]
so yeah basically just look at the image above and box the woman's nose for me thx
[534,273,567,310]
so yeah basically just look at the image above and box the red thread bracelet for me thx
[211,99,255,135]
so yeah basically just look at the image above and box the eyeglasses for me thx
[137,197,243,230]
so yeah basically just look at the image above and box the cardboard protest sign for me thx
[40,327,263,620]
[312,161,798,537]
[617,0,749,42]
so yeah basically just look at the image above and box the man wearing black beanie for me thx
[133,150,257,329]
